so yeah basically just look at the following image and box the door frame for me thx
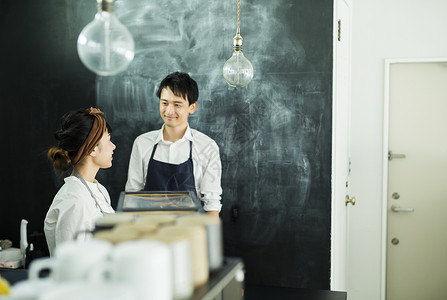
[331,0,352,291]
[381,57,447,299]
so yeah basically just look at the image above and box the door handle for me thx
[388,151,406,161]
[345,195,356,206]
[391,204,414,213]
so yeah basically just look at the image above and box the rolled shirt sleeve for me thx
[195,139,222,212]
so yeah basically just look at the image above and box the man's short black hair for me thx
[156,72,199,105]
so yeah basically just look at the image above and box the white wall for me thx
[349,1,447,299]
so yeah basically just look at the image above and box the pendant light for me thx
[222,0,254,88]
[77,0,135,76]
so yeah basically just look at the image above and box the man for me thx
[125,72,222,217]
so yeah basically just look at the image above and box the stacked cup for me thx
[176,214,224,272]
[17,213,225,300]
[14,239,134,300]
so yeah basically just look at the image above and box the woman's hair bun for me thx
[48,147,71,172]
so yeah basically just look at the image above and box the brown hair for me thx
[48,108,110,172]
[48,147,71,172]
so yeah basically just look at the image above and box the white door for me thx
[386,62,447,300]
[331,0,352,291]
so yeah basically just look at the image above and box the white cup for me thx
[28,239,112,282]
[177,214,224,271]
[9,278,54,300]
[160,225,209,287]
[37,282,135,300]
[145,234,193,299]
[93,240,173,300]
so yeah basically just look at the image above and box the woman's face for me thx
[92,130,116,169]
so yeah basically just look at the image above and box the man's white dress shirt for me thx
[125,125,222,212]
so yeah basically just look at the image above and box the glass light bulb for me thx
[77,10,134,76]
[223,51,254,87]
[223,31,253,88]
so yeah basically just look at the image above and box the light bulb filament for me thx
[104,19,111,69]
[236,55,240,83]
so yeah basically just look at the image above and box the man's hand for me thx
[206,210,220,218]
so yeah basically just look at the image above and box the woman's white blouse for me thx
[44,176,114,256]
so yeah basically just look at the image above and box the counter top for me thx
[1,258,245,300]
[0,268,27,285]
[245,284,347,300]
[1,258,347,300]
[192,256,244,300]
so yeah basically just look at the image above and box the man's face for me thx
[159,87,197,130]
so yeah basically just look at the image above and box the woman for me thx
[44,107,116,256]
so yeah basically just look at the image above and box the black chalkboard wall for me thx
[0,0,332,289]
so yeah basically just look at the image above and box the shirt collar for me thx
[157,124,193,143]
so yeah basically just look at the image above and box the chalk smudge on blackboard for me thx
[94,0,331,288]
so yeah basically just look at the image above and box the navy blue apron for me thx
[144,140,197,196]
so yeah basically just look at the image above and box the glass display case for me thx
[116,191,203,213]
